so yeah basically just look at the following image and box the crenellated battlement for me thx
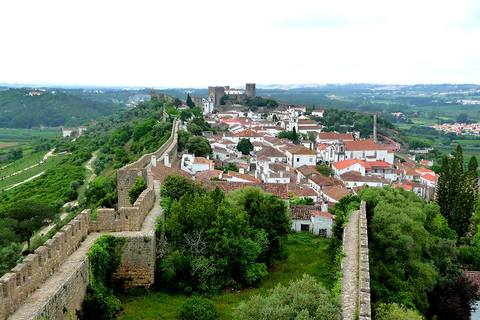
[0,211,90,319]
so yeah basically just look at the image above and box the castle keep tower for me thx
[246,83,256,98]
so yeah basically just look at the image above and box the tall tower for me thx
[373,112,378,143]
[246,83,256,98]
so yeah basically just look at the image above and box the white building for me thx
[284,145,317,168]
[203,95,214,114]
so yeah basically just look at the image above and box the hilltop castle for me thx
[193,83,256,113]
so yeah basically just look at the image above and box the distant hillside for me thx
[0,88,122,128]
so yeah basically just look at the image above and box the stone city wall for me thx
[358,201,371,320]
[117,118,179,208]
[112,233,156,289]
[15,256,89,320]
[91,175,155,232]
[0,210,90,320]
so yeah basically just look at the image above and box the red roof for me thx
[317,132,354,141]
[344,140,378,151]
[332,159,365,170]
[421,173,436,181]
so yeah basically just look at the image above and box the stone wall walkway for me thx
[341,210,360,320]
[9,181,163,319]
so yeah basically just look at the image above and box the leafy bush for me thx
[128,177,147,205]
[234,274,340,320]
[180,297,219,320]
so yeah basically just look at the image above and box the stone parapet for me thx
[0,210,90,320]
[91,186,155,232]
[358,201,371,320]
[117,118,179,208]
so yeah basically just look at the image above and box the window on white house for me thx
[319,229,327,237]
[297,158,300,162]
[301,224,309,232]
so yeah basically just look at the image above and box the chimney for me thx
[151,155,157,167]
[297,173,301,184]
[267,171,271,178]
[280,171,284,178]
[207,155,210,160]
[255,170,258,179]
[164,154,170,167]
[321,201,328,213]
[239,168,245,174]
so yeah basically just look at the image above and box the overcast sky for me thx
[1,0,479,88]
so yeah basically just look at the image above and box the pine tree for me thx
[186,94,194,108]
[437,155,453,224]
[437,145,479,239]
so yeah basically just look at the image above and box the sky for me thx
[1,0,480,88]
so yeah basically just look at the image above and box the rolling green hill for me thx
[0,88,122,128]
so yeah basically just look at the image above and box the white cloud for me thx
[0,0,479,87]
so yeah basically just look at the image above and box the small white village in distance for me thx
[151,83,439,238]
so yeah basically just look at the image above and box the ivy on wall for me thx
[79,235,126,320]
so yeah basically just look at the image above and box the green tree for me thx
[180,108,193,122]
[436,145,477,239]
[128,177,147,205]
[186,94,194,108]
[4,200,56,247]
[237,138,254,155]
[186,136,212,158]
[375,303,424,320]
[234,274,341,320]
[0,242,23,277]
[456,113,468,123]
[292,126,298,144]
[173,98,182,108]
[316,164,334,177]
[228,187,291,264]
[162,174,206,202]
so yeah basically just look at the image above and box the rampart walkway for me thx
[341,201,371,320]
[8,181,163,320]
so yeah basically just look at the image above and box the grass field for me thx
[0,151,48,176]
[0,127,61,142]
[0,155,62,190]
[117,233,334,320]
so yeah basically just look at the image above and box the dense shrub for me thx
[179,297,219,320]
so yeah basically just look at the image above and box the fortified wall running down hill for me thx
[0,116,180,320]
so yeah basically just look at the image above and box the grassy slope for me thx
[118,234,334,320]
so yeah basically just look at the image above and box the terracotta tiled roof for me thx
[367,160,392,169]
[203,181,289,199]
[405,167,420,176]
[236,129,262,138]
[332,159,365,170]
[151,164,192,183]
[315,211,334,219]
[194,157,213,164]
[340,171,385,183]
[264,136,284,146]
[195,170,224,183]
[291,205,321,219]
[256,146,287,158]
[421,173,436,181]
[298,120,318,125]
[296,165,318,177]
[344,140,378,151]
[309,175,340,187]
[285,145,317,155]
[318,132,354,141]
[228,171,262,183]
[289,187,318,197]
[317,143,328,151]
[321,185,351,201]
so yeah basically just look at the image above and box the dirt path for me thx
[3,148,55,179]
